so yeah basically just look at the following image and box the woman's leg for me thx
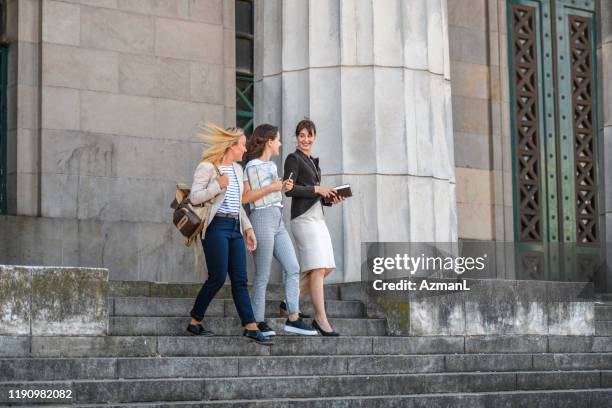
[190,227,229,324]
[273,224,301,320]
[227,226,257,329]
[308,268,335,332]
[250,211,275,323]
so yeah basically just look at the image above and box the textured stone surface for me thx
[0,265,108,336]
[42,0,80,46]
[0,265,31,335]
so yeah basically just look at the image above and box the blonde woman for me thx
[187,124,273,345]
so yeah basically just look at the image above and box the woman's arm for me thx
[190,162,222,205]
[242,181,275,204]
[283,154,318,198]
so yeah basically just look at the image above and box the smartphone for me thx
[287,172,294,181]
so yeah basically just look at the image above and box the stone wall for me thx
[2,0,236,282]
[449,0,513,246]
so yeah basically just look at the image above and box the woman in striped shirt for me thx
[187,124,273,345]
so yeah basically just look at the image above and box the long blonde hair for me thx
[199,123,244,164]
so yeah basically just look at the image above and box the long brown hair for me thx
[245,123,279,162]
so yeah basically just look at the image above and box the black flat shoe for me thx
[312,319,339,337]
[279,301,311,319]
[243,329,275,345]
[187,323,214,336]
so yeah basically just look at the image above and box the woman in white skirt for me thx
[283,119,345,336]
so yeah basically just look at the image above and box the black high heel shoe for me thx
[279,301,311,318]
[312,319,339,337]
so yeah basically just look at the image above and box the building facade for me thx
[0,0,611,292]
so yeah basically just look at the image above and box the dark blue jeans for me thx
[190,217,256,326]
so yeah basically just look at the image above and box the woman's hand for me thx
[315,186,337,199]
[245,228,257,252]
[330,195,346,205]
[217,173,229,189]
[283,178,294,192]
[267,178,283,193]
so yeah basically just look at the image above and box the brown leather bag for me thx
[171,166,221,246]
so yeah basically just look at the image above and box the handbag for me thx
[171,165,222,246]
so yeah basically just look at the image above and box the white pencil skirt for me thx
[290,201,336,274]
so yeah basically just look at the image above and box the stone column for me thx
[601,0,612,291]
[6,0,41,216]
[255,0,457,283]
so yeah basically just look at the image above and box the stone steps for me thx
[109,317,387,336]
[5,335,612,358]
[595,305,612,321]
[595,321,612,336]
[2,371,612,405]
[109,281,342,301]
[111,297,365,318]
[27,389,612,408]
[3,353,612,382]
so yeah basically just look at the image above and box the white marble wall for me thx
[255,0,457,283]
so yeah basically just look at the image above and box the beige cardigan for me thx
[190,161,252,236]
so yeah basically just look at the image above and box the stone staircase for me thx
[2,282,612,407]
[595,294,612,336]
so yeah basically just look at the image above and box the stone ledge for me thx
[346,278,595,336]
[0,265,109,336]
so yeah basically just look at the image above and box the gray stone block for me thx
[155,18,222,63]
[449,25,487,64]
[346,355,445,375]
[602,371,612,387]
[117,0,189,18]
[445,353,533,372]
[372,336,464,355]
[238,356,348,377]
[0,265,31,335]
[158,336,269,357]
[31,336,157,357]
[42,0,80,46]
[596,321,612,336]
[41,129,114,177]
[42,85,80,130]
[153,98,223,142]
[465,335,548,353]
[547,283,594,335]
[189,0,223,25]
[190,62,225,104]
[0,336,30,357]
[517,371,601,390]
[116,357,238,379]
[31,267,109,336]
[268,337,373,356]
[595,306,612,321]
[81,7,155,54]
[533,353,612,371]
[203,376,319,400]
[81,91,156,138]
[108,281,152,297]
[318,372,515,397]
[118,54,191,100]
[72,378,203,404]
[0,358,116,381]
